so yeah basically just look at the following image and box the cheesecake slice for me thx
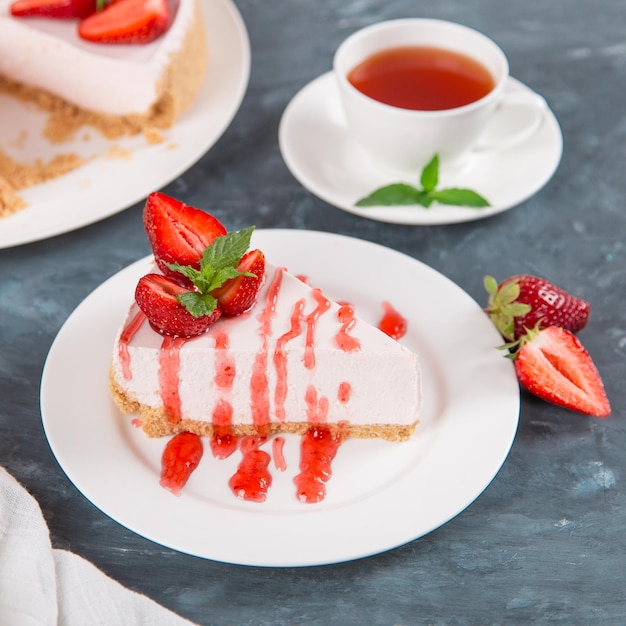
[110,261,421,442]
[0,0,207,139]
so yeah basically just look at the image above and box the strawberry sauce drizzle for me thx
[229,436,272,502]
[335,304,361,352]
[294,426,344,503]
[378,301,407,340]
[273,298,305,421]
[250,268,284,435]
[210,399,238,459]
[118,310,146,379]
[158,335,187,423]
[272,436,287,471]
[337,382,351,404]
[213,329,235,389]
[305,385,329,422]
[303,289,331,369]
[211,330,238,458]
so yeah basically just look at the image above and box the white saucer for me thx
[278,72,563,225]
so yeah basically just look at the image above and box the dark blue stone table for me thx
[1,0,625,623]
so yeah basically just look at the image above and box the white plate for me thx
[40,230,520,567]
[0,0,250,249]
[279,72,563,225]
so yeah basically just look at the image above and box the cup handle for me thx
[475,88,547,152]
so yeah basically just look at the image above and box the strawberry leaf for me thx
[483,275,499,297]
[497,280,521,305]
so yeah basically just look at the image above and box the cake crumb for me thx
[0,148,86,205]
[144,127,165,145]
[0,149,85,188]
[0,176,27,217]
[104,146,133,160]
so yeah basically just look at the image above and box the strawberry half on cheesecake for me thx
[0,0,207,138]
[109,193,422,447]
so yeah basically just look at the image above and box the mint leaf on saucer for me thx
[355,184,430,207]
[355,154,490,209]
[430,188,490,207]
[420,154,439,193]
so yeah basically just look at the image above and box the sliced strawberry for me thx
[160,432,204,496]
[10,0,95,18]
[78,0,170,44]
[143,192,227,284]
[212,249,266,317]
[135,273,221,337]
[485,274,590,341]
[514,326,611,417]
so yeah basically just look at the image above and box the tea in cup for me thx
[333,18,546,173]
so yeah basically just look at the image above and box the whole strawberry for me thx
[484,274,590,341]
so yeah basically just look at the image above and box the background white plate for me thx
[279,73,563,225]
[40,230,520,567]
[0,0,250,249]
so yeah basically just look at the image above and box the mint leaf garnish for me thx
[202,226,254,272]
[355,154,490,209]
[355,184,429,207]
[430,188,490,208]
[177,291,219,318]
[165,226,256,317]
[420,154,439,193]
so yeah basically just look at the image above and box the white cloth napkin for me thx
[0,466,197,626]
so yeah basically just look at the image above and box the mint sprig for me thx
[166,226,256,318]
[355,155,490,209]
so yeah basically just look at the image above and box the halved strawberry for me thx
[78,0,170,44]
[143,192,227,284]
[513,326,611,417]
[135,273,221,337]
[212,249,266,317]
[485,274,590,341]
[10,0,95,18]
[160,432,204,496]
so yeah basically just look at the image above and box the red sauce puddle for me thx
[378,301,408,340]
[294,426,344,504]
[229,436,272,502]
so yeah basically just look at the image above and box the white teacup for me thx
[333,18,546,174]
